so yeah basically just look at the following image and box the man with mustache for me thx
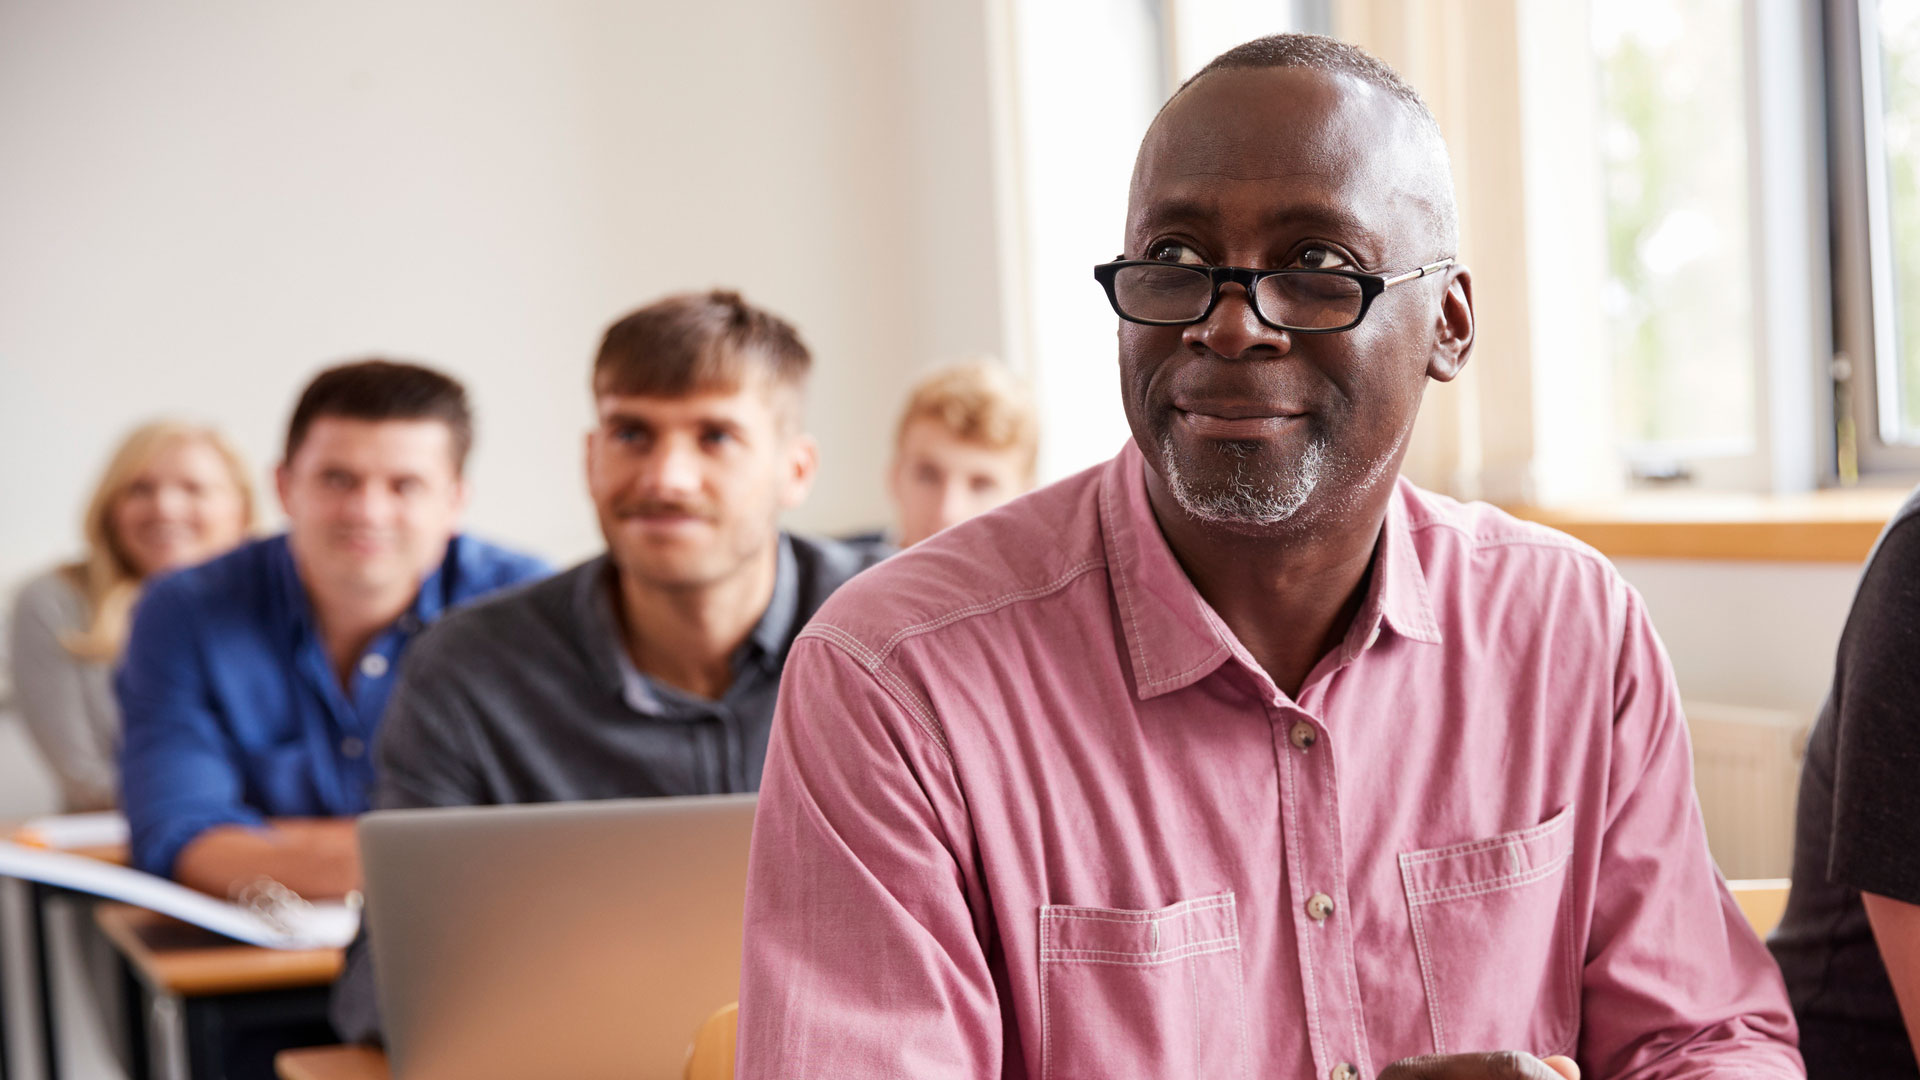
[737,34,1802,1080]
[119,360,548,898]
[328,288,886,1043]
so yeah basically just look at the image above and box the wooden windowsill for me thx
[1504,488,1910,563]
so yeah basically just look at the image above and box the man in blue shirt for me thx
[118,359,548,899]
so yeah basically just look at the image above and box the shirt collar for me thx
[745,534,801,663]
[579,536,798,715]
[1099,443,1440,703]
[272,532,453,639]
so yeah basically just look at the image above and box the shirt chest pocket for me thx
[1398,804,1579,1059]
[1038,892,1249,1080]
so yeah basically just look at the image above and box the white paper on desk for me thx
[15,811,130,850]
[0,841,357,949]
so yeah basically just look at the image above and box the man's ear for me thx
[273,462,293,516]
[1427,265,1475,383]
[448,474,470,519]
[781,432,820,511]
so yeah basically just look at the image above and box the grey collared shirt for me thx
[368,533,881,807]
[331,531,888,1043]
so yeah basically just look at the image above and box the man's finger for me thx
[1541,1055,1580,1080]
[1379,1050,1569,1080]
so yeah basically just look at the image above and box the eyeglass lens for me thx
[1112,264,1365,329]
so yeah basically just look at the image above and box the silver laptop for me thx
[359,794,757,1080]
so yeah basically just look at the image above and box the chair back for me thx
[685,1001,738,1080]
[1728,878,1791,937]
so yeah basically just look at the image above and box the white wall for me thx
[0,2,1868,749]
[1616,558,1861,721]
[0,0,1006,597]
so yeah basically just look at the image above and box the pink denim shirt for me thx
[739,441,1802,1080]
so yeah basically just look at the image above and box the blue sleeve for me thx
[495,550,550,590]
[116,578,264,879]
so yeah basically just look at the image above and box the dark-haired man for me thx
[328,289,887,1043]
[738,34,1802,1080]
[119,360,547,898]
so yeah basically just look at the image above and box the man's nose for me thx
[1186,282,1290,360]
[936,483,973,530]
[341,484,390,522]
[640,440,703,496]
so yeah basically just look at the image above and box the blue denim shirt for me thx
[117,533,548,877]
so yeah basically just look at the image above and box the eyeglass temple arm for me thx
[1380,258,1457,288]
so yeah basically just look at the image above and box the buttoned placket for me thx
[1272,666,1374,1080]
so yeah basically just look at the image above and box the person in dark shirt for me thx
[117,360,548,900]
[1771,483,1920,1078]
[331,289,887,1042]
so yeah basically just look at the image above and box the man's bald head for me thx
[1146,33,1458,254]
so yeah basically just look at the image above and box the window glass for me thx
[1593,0,1756,464]
[1876,0,1920,444]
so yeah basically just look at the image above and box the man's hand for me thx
[1380,1052,1580,1080]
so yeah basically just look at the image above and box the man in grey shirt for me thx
[1770,483,1920,1078]
[331,289,887,1042]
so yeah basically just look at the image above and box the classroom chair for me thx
[1728,878,1791,937]
[685,1000,738,1080]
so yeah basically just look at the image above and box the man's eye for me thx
[1294,245,1352,270]
[700,428,735,449]
[1146,241,1207,265]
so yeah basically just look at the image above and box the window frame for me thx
[1829,0,1920,478]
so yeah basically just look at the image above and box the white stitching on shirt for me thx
[1324,745,1371,1075]
[1403,853,1572,905]
[1280,739,1329,1069]
[872,558,1107,662]
[1042,894,1237,920]
[1036,933,1244,957]
[1099,476,1153,686]
[1040,906,1052,1080]
[796,625,952,756]
[1405,880,1448,1052]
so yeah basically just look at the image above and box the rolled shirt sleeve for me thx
[117,576,264,879]
[738,635,1004,1078]
[1575,583,1803,1079]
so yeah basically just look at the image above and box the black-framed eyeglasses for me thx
[1092,256,1457,333]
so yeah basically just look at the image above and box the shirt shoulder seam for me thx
[866,557,1108,662]
[796,623,953,757]
[1404,514,1613,568]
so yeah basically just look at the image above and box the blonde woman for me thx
[8,421,253,811]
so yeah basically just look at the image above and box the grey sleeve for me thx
[7,575,118,811]
[331,629,489,1045]
[1828,513,1920,904]
[370,631,490,812]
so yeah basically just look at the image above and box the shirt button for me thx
[1306,892,1336,923]
[359,653,390,679]
[1331,1065,1359,1080]
[1289,722,1318,751]
[340,737,366,759]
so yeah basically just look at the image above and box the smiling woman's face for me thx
[110,437,249,578]
[1118,65,1464,534]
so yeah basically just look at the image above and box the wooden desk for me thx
[95,905,342,996]
[275,1044,389,1080]
[95,903,344,1080]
